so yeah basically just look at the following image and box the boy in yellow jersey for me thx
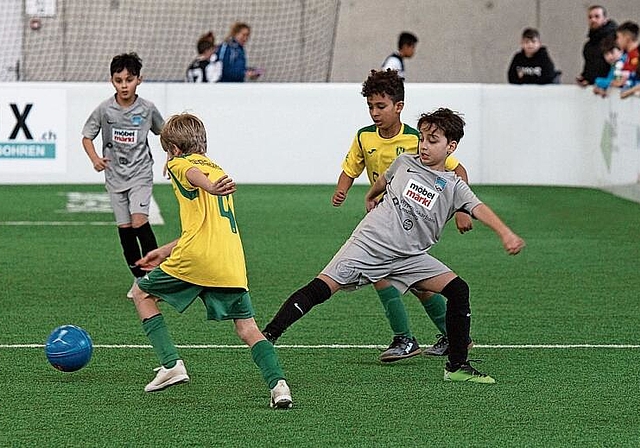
[332,69,473,361]
[131,113,292,409]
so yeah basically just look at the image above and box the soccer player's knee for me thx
[131,284,144,302]
[441,277,470,314]
[234,319,260,344]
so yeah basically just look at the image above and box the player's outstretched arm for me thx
[186,167,236,196]
[332,171,355,207]
[364,174,387,212]
[137,240,179,270]
[471,203,525,255]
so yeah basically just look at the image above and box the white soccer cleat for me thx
[270,379,292,409]
[144,359,190,392]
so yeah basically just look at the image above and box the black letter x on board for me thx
[9,103,33,139]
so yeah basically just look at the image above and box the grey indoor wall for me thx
[330,0,639,83]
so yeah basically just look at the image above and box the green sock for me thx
[251,340,285,389]
[377,286,412,338]
[420,293,447,335]
[142,314,179,368]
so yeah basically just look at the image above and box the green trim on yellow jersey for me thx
[167,167,198,200]
[161,154,248,289]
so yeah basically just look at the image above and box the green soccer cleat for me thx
[444,362,496,384]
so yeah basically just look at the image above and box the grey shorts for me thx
[109,184,153,226]
[321,240,451,294]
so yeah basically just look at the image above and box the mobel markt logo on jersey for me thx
[0,103,57,159]
[112,128,138,145]
[403,179,439,210]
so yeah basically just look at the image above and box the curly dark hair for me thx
[110,52,142,77]
[417,108,465,143]
[361,69,404,103]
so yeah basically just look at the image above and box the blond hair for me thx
[226,21,250,41]
[160,113,207,155]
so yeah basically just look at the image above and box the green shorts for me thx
[137,268,255,321]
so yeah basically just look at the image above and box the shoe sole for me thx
[271,397,293,409]
[144,374,190,392]
[443,372,495,384]
[379,348,422,363]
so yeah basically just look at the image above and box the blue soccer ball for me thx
[45,325,93,372]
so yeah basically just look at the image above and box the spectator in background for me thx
[381,32,418,80]
[613,21,639,89]
[507,28,558,84]
[620,67,640,98]
[185,31,222,83]
[593,35,626,97]
[576,5,617,86]
[216,22,261,82]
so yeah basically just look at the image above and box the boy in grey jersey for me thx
[263,108,525,383]
[82,53,164,298]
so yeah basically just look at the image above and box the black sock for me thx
[441,277,471,368]
[118,227,145,278]
[134,222,158,256]
[263,278,332,339]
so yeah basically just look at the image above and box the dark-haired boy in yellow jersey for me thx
[131,113,292,409]
[332,69,473,361]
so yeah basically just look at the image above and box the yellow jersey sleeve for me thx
[341,134,366,179]
[444,154,460,172]
[162,154,248,289]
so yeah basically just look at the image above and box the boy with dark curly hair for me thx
[263,107,525,382]
[264,69,473,361]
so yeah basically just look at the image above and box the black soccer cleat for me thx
[379,336,421,362]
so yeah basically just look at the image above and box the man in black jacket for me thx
[577,5,617,85]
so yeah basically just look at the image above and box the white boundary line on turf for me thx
[3,344,640,349]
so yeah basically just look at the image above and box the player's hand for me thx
[332,190,347,207]
[575,76,588,87]
[454,211,473,234]
[365,196,378,212]
[136,248,166,271]
[92,157,109,172]
[501,232,525,255]
[210,175,236,196]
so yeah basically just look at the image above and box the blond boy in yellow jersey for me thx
[131,113,292,409]
[332,69,473,361]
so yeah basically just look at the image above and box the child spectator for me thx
[613,21,639,89]
[381,32,418,80]
[132,113,292,408]
[508,28,558,85]
[185,31,222,83]
[593,35,626,97]
[81,52,163,299]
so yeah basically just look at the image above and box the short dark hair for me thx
[110,52,142,77]
[588,5,607,17]
[522,28,540,40]
[197,31,215,55]
[417,108,465,143]
[600,35,619,53]
[617,21,639,40]
[361,69,404,103]
[398,32,418,50]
